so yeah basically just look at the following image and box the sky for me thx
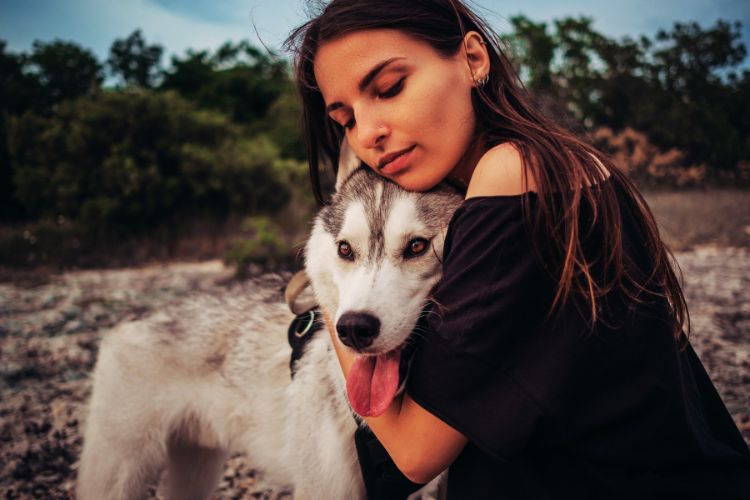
[1,0,749,68]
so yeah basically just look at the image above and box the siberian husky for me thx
[77,142,463,500]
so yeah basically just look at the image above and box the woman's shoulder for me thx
[465,142,538,200]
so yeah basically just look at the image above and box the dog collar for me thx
[288,308,324,378]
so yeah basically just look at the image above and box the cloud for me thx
[0,0,270,62]
[148,0,250,25]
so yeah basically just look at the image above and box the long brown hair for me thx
[286,0,689,339]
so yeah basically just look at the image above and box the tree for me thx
[643,21,747,170]
[107,30,164,88]
[27,40,102,111]
[160,41,289,124]
[0,41,42,115]
[261,83,306,161]
[503,16,749,174]
[550,17,610,126]
[652,21,746,97]
[504,16,555,93]
[0,41,44,221]
[7,92,290,234]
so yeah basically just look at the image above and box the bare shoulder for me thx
[466,142,537,199]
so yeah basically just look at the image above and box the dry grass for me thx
[643,189,750,251]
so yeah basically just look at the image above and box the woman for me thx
[287,0,750,497]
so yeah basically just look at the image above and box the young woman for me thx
[288,1,750,497]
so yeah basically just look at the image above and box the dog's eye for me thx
[337,241,354,260]
[404,238,429,258]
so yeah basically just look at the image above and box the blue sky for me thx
[2,0,749,68]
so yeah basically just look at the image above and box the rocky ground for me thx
[1,248,749,499]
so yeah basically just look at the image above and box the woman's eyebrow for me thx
[325,57,406,113]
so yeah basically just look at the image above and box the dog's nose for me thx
[336,313,380,350]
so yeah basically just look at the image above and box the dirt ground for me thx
[1,247,749,499]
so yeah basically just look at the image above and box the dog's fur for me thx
[77,146,463,499]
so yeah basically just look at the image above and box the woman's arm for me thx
[323,144,529,482]
[322,311,468,484]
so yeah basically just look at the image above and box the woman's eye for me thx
[404,238,429,258]
[378,77,405,99]
[338,241,354,260]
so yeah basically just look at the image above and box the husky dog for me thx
[77,143,463,500]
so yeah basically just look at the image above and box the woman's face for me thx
[314,29,481,191]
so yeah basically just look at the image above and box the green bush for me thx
[7,91,290,236]
[0,218,87,268]
[224,216,290,278]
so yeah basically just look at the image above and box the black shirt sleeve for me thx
[407,194,554,460]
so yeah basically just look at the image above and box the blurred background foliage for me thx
[503,17,749,182]
[0,17,748,272]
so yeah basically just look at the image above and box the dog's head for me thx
[304,140,463,416]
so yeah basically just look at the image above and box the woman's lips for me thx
[379,146,415,175]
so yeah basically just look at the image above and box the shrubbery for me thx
[8,91,289,236]
[224,216,291,278]
[505,17,750,175]
[592,128,708,188]
[0,19,748,271]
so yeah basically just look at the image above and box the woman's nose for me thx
[355,110,389,149]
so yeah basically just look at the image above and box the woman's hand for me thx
[321,308,468,484]
[322,308,357,379]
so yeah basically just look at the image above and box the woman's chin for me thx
[388,170,444,192]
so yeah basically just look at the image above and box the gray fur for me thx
[323,169,460,263]
[77,162,463,500]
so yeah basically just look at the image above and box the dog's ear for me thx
[335,137,363,191]
[284,270,316,315]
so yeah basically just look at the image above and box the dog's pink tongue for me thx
[347,350,400,417]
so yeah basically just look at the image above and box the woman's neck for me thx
[447,137,488,189]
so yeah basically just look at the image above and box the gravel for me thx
[1,248,748,498]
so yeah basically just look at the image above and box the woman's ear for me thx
[462,31,490,86]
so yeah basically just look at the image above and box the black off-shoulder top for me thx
[406,182,750,499]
